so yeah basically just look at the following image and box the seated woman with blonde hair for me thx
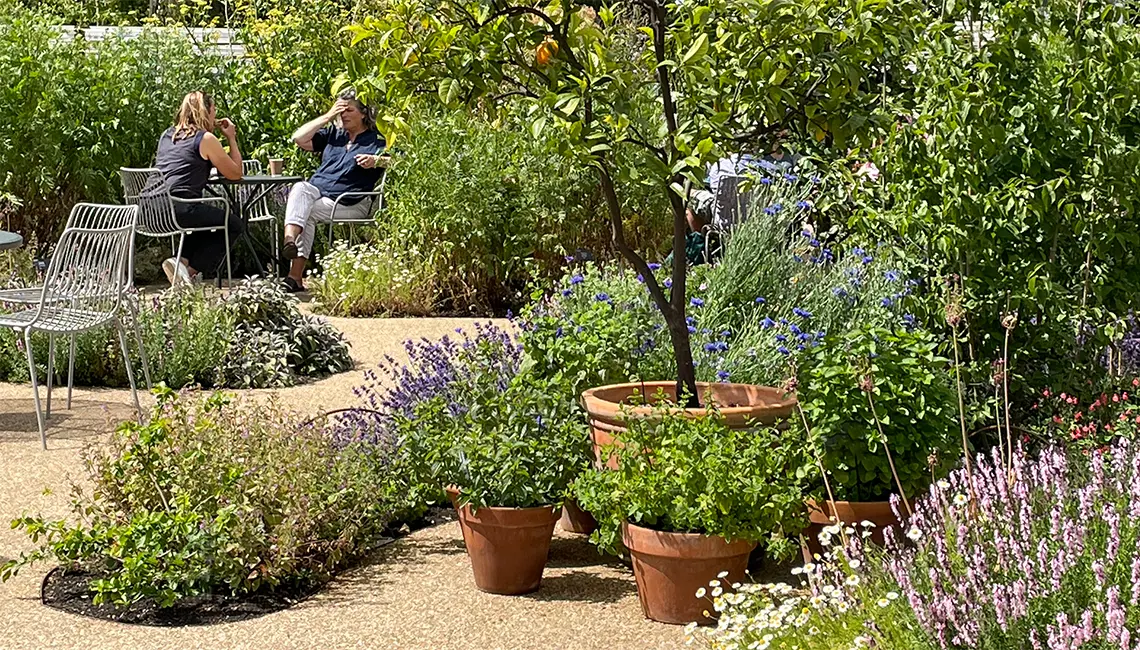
[154,91,244,284]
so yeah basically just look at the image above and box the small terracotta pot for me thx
[559,498,598,535]
[801,499,899,562]
[457,504,561,595]
[582,382,796,468]
[622,521,756,625]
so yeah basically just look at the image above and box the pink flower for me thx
[854,161,881,181]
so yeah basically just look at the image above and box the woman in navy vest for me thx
[282,88,388,292]
[154,91,244,284]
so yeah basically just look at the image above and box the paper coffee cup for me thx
[268,159,285,175]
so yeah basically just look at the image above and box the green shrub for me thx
[378,109,669,314]
[393,371,591,510]
[798,325,958,502]
[0,279,352,389]
[310,240,437,316]
[574,401,810,559]
[1,389,401,607]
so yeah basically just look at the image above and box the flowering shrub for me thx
[0,389,401,607]
[310,240,437,317]
[1034,378,1140,451]
[799,325,958,501]
[575,402,811,558]
[393,370,591,509]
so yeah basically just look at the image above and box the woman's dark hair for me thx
[337,88,375,129]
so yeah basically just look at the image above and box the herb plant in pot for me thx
[396,373,591,595]
[798,325,957,555]
[574,403,810,625]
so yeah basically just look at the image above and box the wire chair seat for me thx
[0,306,115,333]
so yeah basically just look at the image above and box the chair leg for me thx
[67,333,76,410]
[270,217,279,277]
[175,233,187,286]
[115,319,143,420]
[223,228,232,287]
[24,329,46,450]
[46,333,55,418]
[127,301,153,391]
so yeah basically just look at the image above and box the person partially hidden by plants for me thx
[281,88,391,293]
[154,91,245,285]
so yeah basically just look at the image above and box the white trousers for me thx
[284,181,370,258]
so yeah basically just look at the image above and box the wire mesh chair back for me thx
[120,167,181,237]
[711,173,754,235]
[241,160,275,220]
[30,204,138,325]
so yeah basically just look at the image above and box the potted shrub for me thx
[574,402,810,625]
[395,372,591,595]
[798,325,957,553]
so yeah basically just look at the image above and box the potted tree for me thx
[574,402,810,624]
[395,372,591,595]
[344,0,916,409]
[797,325,958,554]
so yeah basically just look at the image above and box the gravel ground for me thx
[0,314,684,650]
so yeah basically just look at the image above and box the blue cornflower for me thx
[816,331,825,339]
[720,330,732,338]
[755,296,766,304]
[790,324,802,335]
[802,230,813,238]
[885,270,901,282]
[775,334,788,343]
[798,332,812,342]
[595,293,611,303]
[881,297,893,307]
[686,316,696,325]
[664,278,673,288]
[809,239,820,248]
[793,307,813,319]
[784,173,798,182]
[853,247,865,256]
[764,206,777,215]
[761,317,776,329]
[773,203,783,212]
[793,255,804,263]
[701,328,712,335]
[761,177,773,185]
[555,326,564,338]
[570,274,585,285]
[779,318,789,325]
[691,297,705,307]
[777,345,791,355]
[797,343,807,351]
[716,370,731,382]
[564,255,575,263]
[561,288,573,297]
[704,342,718,352]
[688,325,697,334]
[797,200,811,210]
[862,255,874,265]
[832,287,848,298]
[648,262,662,271]
[811,175,822,184]
[903,313,917,331]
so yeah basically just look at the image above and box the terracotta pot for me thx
[559,498,598,535]
[582,382,796,468]
[801,499,899,563]
[457,504,560,595]
[622,521,756,625]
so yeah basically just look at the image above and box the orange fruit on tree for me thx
[536,37,558,66]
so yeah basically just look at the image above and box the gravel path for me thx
[0,315,684,650]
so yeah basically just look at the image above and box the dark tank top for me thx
[155,127,210,198]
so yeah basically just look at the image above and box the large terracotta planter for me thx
[582,382,796,468]
[622,521,756,625]
[457,504,561,595]
[559,498,597,535]
[801,499,899,562]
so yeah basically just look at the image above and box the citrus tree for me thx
[345,0,922,398]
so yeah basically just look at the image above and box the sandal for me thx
[283,240,299,260]
[283,276,305,293]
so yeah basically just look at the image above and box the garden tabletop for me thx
[0,230,23,251]
[208,175,302,276]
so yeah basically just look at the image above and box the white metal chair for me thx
[327,170,387,246]
[241,159,279,267]
[0,204,149,449]
[120,167,233,285]
[703,173,753,263]
[0,204,152,414]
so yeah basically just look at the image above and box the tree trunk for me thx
[596,164,700,406]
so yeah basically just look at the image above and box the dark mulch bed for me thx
[40,508,451,627]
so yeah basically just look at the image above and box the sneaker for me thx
[161,258,192,286]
